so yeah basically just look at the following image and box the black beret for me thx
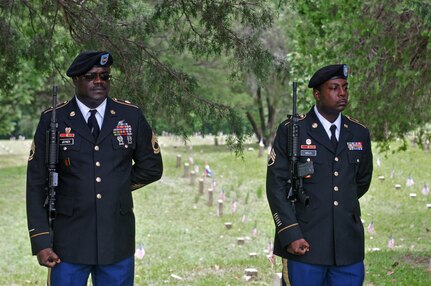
[308,64,349,88]
[66,51,113,77]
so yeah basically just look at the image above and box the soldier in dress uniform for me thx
[266,64,373,286]
[26,51,163,285]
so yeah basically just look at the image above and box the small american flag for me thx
[367,221,376,234]
[135,243,145,260]
[242,211,247,224]
[231,200,238,214]
[387,235,395,249]
[252,221,257,237]
[267,242,274,267]
[205,163,213,177]
[406,176,414,187]
[422,183,429,196]
[219,188,225,201]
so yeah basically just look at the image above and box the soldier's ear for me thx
[313,89,320,101]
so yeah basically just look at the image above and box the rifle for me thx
[44,85,59,244]
[287,82,313,207]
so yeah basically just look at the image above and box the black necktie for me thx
[330,124,338,149]
[87,109,100,139]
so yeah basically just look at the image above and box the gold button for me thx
[334,186,339,191]
[96,161,101,167]
[63,147,68,151]
[334,171,339,176]
[96,177,101,182]
[334,157,339,162]
[96,194,102,199]
[334,201,339,206]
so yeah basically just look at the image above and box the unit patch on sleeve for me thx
[151,132,160,154]
[28,141,35,161]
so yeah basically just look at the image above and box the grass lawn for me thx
[0,138,429,285]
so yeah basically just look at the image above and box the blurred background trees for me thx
[0,0,430,150]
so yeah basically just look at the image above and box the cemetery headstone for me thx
[190,171,196,186]
[207,188,213,206]
[244,268,258,280]
[176,154,181,168]
[237,237,245,245]
[198,178,204,195]
[217,199,223,216]
[273,273,282,286]
[183,163,189,177]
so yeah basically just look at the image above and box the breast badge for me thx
[59,127,75,146]
[347,142,363,151]
[113,120,133,145]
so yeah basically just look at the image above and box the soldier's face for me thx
[314,78,349,116]
[73,66,111,108]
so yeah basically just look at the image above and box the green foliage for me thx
[256,185,263,199]
[0,0,278,149]
[244,190,250,205]
[1,0,431,151]
[287,0,431,149]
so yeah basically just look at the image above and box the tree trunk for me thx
[245,84,277,147]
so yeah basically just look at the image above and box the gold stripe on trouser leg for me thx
[47,268,51,286]
[282,258,290,285]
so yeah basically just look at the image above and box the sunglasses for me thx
[79,72,111,81]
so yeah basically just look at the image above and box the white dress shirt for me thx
[314,105,341,141]
[75,96,106,129]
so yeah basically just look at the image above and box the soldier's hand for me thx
[37,248,61,268]
[287,239,310,256]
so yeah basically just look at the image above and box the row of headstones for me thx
[376,176,431,209]
[411,137,431,151]
[175,154,231,215]
[0,143,13,153]
[176,153,282,284]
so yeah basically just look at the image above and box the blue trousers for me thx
[49,256,134,286]
[282,259,364,286]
